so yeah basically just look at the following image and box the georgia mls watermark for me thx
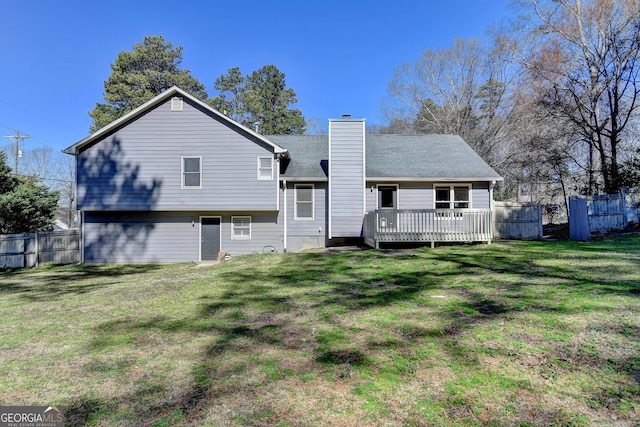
[0,406,64,427]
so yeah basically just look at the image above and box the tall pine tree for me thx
[89,36,208,132]
[210,65,306,135]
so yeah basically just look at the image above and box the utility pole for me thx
[4,130,29,175]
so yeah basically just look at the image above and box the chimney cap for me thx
[341,114,351,119]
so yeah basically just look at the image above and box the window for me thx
[434,184,471,209]
[295,184,314,220]
[182,157,201,188]
[378,186,397,209]
[258,157,273,180]
[171,97,183,111]
[232,216,251,240]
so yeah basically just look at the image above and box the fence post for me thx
[621,187,628,229]
[23,235,28,268]
[35,232,39,268]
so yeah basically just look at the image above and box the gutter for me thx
[366,177,504,182]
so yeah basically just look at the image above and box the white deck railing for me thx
[362,209,493,248]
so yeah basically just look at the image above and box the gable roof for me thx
[268,135,328,180]
[366,135,502,181]
[269,134,502,181]
[63,86,288,156]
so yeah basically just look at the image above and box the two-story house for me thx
[64,86,502,263]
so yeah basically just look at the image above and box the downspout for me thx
[75,151,84,265]
[283,180,288,252]
[80,211,85,264]
[489,180,496,211]
[489,180,497,243]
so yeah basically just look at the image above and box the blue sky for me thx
[0,0,510,154]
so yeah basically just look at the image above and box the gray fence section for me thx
[493,202,543,240]
[569,198,590,241]
[588,193,625,233]
[569,190,640,240]
[0,230,80,268]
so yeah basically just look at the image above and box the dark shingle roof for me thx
[267,134,502,181]
[268,135,328,179]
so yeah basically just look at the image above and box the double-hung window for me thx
[258,157,273,180]
[182,157,201,188]
[231,216,251,240]
[295,184,314,220]
[434,184,471,209]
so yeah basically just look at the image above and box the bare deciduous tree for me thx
[383,37,520,166]
[512,0,640,194]
[20,147,76,228]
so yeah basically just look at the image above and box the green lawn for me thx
[1,237,639,426]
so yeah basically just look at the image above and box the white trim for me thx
[433,183,472,209]
[231,215,251,240]
[367,177,503,182]
[181,156,202,189]
[283,181,288,252]
[294,184,315,220]
[328,122,333,238]
[257,156,274,181]
[199,216,222,262]
[361,121,366,217]
[171,96,183,111]
[279,177,327,182]
[275,157,280,210]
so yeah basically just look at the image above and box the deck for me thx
[362,209,493,248]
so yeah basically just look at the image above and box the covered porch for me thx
[362,209,493,248]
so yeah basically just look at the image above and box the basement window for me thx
[232,216,251,240]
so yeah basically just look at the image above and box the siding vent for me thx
[171,97,183,111]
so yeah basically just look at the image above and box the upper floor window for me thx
[182,157,201,188]
[295,184,314,220]
[258,157,273,180]
[435,184,470,209]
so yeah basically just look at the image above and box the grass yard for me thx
[1,237,639,426]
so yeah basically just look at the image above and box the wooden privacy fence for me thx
[0,230,80,268]
[493,202,543,240]
[569,189,640,240]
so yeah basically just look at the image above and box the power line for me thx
[3,130,30,175]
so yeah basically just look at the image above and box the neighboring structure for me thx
[64,87,502,263]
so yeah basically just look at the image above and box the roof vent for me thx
[171,97,183,111]
[342,114,351,119]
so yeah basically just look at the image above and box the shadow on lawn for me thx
[0,264,162,302]
[62,240,640,426]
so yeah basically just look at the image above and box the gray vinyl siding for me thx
[76,98,279,212]
[471,182,491,209]
[83,211,283,263]
[329,119,365,238]
[223,212,283,255]
[364,182,491,211]
[279,182,328,251]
